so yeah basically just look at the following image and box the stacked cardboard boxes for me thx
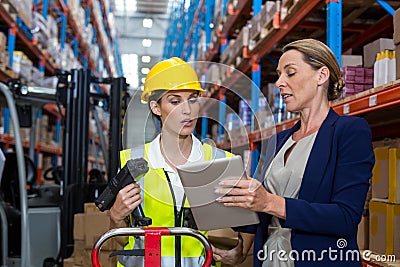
[64,203,119,266]
[0,32,9,71]
[368,141,400,259]
[341,66,373,98]
[363,38,394,68]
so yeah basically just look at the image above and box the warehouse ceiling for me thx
[136,0,170,14]
[114,0,172,145]
[115,0,171,14]
[114,0,172,91]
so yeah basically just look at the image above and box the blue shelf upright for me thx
[163,0,185,58]
[200,0,214,140]
[250,0,262,176]
[4,26,17,135]
[174,1,188,57]
[326,0,342,67]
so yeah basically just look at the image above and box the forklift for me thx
[0,69,128,267]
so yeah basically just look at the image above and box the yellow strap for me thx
[119,143,231,261]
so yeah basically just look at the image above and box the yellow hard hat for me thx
[141,57,205,102]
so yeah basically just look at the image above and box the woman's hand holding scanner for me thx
[212,233,245,265]
[110,183,142,226]
[215,177,287,219]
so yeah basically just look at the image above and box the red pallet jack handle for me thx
[92,227,213,267]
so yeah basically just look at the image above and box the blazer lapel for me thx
[298,108,339,201]
[276,122,300,154]
[259,123,299,182]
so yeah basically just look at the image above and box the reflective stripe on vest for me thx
[118,143,231,267]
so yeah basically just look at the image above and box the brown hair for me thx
[282,39,344,101]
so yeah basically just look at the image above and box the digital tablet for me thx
[176,155,260,230]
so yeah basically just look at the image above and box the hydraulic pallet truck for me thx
[92,157,213,267]
[91,227,213,267]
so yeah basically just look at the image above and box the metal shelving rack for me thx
[162,0,400,177]
[0,0,123,172]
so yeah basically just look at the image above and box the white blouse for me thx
[262,131,318,267]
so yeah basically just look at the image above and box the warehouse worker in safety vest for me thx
[109,57,250,267]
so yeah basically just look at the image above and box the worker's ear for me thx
[150,101,161,116]
[317,66,330,86]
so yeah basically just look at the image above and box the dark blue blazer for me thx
[237,108,375,266]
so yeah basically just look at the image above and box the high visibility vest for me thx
[117,142,231,267]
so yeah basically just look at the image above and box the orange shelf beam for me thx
[0,134,61,155]
[333,80,400,116]
[218,81,400,149]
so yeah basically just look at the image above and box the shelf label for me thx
[282,124,286,130]
[343,104,350,114]
[369,94,377,107]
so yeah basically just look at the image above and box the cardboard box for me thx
[83,248,117,267]
[394,8,400,45]
[73,240,85,265]
[369,200,400,258]
[73,214,85,240]
[208,228,238,250]
[396,45,400,79]
[389,148,400,203]
[84,202,100,213]
[363,38,394,68]
[357,216,369,250]
[387,203,400,258]
[342,55,362,67]
[372,147,389,199]
[84,213,118,250]
[63,257,75,267]
[369,200,387,255]
[0,32,7,50]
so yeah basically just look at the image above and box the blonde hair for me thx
[282,39,344,101]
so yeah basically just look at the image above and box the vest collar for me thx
[147,134,204,171]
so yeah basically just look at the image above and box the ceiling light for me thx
[142,39,152,47]
[141,68,150,74]
[141,77,146,83]
[143,18,153,28]
[141,56,151,63]
[184,0,190,9]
